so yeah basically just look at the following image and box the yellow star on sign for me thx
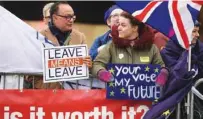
[154,99,158,102]
[109,68,115,74]
[152,99,159,105]
[109,82,114,87]
[145,66,150,72]
[162,110,170,116]
[154,68,159,73]
[110,91,115,96]
[120,87,126,94]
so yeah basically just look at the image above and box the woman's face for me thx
[118,16,137,39]
[191,26,200,44]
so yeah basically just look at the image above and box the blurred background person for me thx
[42,2,54,26]
[89,5,123,61]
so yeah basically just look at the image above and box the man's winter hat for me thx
[104,5,120,22]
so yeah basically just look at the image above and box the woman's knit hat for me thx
[104,5,120,23]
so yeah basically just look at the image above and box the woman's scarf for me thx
[111,25,154,50]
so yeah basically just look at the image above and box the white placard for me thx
[43,45,89,83]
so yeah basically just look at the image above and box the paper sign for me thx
[43,45,89,83]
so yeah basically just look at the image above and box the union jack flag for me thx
[116,1,203,49]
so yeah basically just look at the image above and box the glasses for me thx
[55,14,76,21]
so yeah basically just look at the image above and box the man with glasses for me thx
[33,1,92,89]
[89,5,123,61]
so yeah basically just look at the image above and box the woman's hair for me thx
[120,11,145,36]
[195,20,201,27]
[111,11,154,50]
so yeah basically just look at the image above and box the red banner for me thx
[0,90,152,119]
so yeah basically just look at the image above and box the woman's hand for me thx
[155,68,169,86]
[97,69,114,82]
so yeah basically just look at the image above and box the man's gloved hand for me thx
[97,69,114,82]
[155,68,169,86]
[183,70,196,80]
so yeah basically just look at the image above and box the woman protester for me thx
[91,12,164,82]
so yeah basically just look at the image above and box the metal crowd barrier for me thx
[190,78,203,119]
[0,73,105,90]
[175,78,203,119]
[0,73,24,90]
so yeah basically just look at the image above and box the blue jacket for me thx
[89,30,112,60]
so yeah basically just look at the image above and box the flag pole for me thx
[177,40,192,119]
[188,43,192,72]
[186,39,192,119]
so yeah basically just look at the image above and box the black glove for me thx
[183,70,195,80]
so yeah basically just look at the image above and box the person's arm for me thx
[161,40,184,69]
[151,44,169,86]
[151,44,165,67]
[81,32,86,44]
[89,37,102,61]
[91,42,112,78]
